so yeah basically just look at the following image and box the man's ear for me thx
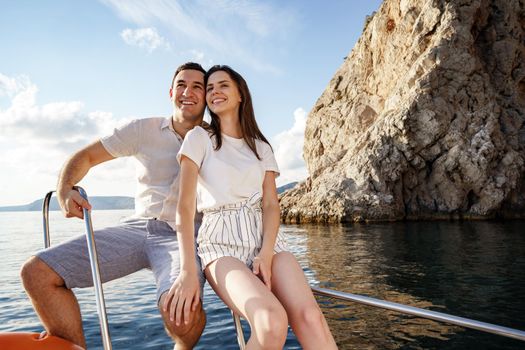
[169,88,173,98]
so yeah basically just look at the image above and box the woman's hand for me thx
[252,252,273,289]
[162,270,201,326]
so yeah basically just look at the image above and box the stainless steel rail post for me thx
[42,191,53,248]
[42,187,113,350]
[311,286,525,342]
[231,311,246,350]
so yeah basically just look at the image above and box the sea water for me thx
[1,210,524,349]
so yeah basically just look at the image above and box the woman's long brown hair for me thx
[204,65,271,160]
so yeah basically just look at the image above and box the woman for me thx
[165,65,337,349]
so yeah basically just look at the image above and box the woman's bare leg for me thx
[271,252,337,350]
[205,257,288,350]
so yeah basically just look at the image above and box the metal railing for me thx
[310,286,525,342]
[232,311,246,350]
[232,286,525,347]
[42,188,112,350]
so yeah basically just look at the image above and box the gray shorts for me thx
[35,218,204,303]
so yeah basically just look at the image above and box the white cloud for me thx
[0,73,136,206]
[210,0,297,38]
[273,107,308,187]
[0,73,28,98]
[187,49,213,67]
[189,49,205,62]
[101,0,296,73]
[0,74,128,144]
[121,27,170,53]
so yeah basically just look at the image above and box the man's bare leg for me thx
[20,256,86,349]
[159,292,206,350]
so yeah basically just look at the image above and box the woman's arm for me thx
[162,155,200,326]
[253,170,280,289]
[176,156,200,275]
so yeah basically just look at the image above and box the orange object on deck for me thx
[0,332,84,350]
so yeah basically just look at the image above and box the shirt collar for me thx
[161,117,173,131]
[161,117,183,141]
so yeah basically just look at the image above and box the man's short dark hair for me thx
[171,62,206,88]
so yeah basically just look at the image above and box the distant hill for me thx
[1,183,298,212]
[277,182,298,194]
[0,196,134,212]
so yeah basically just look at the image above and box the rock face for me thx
[280,0,525,223]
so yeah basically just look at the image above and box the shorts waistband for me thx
[203,192,262,214]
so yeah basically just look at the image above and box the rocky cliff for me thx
[280,0,525,223]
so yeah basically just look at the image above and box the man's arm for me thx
[57,140,115,219]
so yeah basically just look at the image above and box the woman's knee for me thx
[252,302,288,345]
[20,256,63,291]
[293,303,325,331]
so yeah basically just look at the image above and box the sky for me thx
[0,0,383,206]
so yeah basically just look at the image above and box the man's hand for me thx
[54,140,113,219]
[253,252,273,290]
[57,189,92,219]
[162,270,201,326]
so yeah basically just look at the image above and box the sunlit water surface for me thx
[1,210,524,349]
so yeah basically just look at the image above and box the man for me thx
[20,62,207,350]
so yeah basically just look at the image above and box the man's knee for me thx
[162,305,206,338]
[20,256,64,292]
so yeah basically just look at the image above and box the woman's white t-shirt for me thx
[177,126,279,212]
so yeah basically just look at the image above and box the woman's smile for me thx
[206,71,242,115]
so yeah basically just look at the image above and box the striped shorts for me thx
[197,193,287,270]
